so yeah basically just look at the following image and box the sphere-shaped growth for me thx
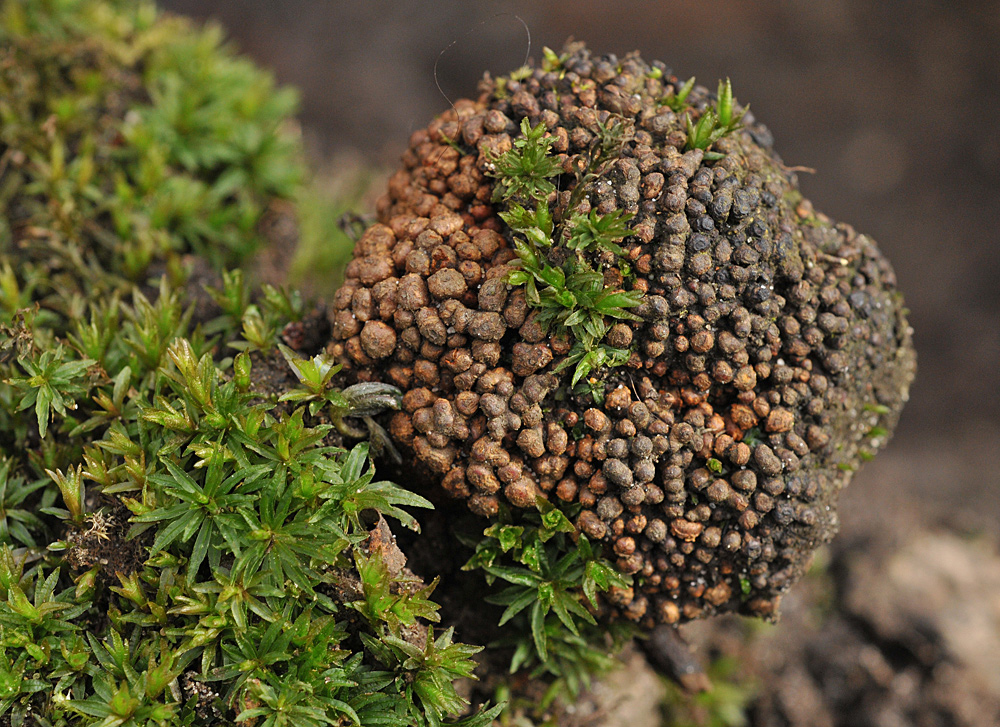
[329,43,915,626]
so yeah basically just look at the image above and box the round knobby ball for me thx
[327,43,915,627]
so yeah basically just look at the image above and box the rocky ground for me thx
[161,2,1000,725]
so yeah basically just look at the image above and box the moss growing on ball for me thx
[330,42,915,633]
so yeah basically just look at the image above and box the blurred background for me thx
[160,2,1000,724]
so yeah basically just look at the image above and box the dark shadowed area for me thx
[161,1,1000,724]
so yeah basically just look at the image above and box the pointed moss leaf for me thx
[488,118,561,203]
[565,209,634,255]
[512,238,540,270]
[538,265,565,289]
[549,593,581,636]
[452,701,507,727]
[717,78,734,128]
[342,442,370,482]
[662,76,696,111]
[483,565,541,589]
[582,559,631,608]
[507,270,531,286]
[278,342,341,395]
[488,587,535,628]
[530,600,548,661]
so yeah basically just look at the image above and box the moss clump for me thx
[329,42,915,633]
[0,2,501,725]
[0,0,302,285]
[0,282,491,725]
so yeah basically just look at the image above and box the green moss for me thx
[683,79,747,159]
[0,0,303,284]
[0,282,496,723]
[0,3,504,725]
[486,118,643,390]
[462,500,636,706]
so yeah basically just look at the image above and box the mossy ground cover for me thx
[0,2,505,725]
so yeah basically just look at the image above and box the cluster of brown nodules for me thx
[327,43,915,628]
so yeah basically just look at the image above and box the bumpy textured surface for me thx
[328,44,915,626]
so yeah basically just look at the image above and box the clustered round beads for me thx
[328,43,915,627]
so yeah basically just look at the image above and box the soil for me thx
[157,2,1000,725]
[680,529,1000,727]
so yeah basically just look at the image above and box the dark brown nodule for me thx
[329,42,915,627]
